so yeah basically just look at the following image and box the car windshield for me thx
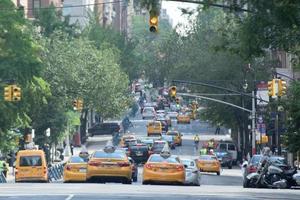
[70,156,86,163]
[199,155,217,161]
[153,142,166,148]
[93,151,126,159]
[250,155,262,165]
[167,132,178,136]
[130,145,148,151]
[149,155,180,163]
[270,157,287,165]
[20,156,42,167]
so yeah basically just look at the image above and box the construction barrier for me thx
[0,172,6,183]
[48,163,64,182]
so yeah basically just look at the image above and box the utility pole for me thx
[251,90,256,155]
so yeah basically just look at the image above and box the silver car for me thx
[142,107,156,119]
[182,159,201,186]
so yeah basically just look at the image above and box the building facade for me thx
[12,0,62,19]
[63,0,94,28]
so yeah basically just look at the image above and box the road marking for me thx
[65,194,74,200]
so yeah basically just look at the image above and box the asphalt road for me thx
[1,114,299,199]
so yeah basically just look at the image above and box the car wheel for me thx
[217,172,220,176]
[142,181,148,185]
[243,178,250,188]
[123,178,132,184]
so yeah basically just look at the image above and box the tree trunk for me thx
[80,109,88,144]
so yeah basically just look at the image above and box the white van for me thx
[216,142,237,164]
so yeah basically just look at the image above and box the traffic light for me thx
[268,79,275,97]
[149,10,158,32]
[278,79,287,97]
[73,100,78,110]
[12,85,21,101]
[77,99,83,111]
[4,85,12,101]
[169,86,176,99]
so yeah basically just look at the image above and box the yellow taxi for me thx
[196,155,221,175]
[166,131,182,146]
[15,149,48,182]
[120,134,136,147]
[142,144,185,185]
[87,145,132,184]
[147,121,163,136]
[177,112,191,124]
[63,156,87,183]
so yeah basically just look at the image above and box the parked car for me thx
[214,150,233,169]
[216,141,237,164]
[88,122,120,136]
[243,154,262,178]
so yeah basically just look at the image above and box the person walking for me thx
[0,158,8,178]
[193,134,200,150]
[215,123,221,135]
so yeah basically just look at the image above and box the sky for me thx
[161,1,198,29]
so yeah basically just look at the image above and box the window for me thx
[228,144,236,151]
[219,143,227,150]
[33,0,41,17]
[93,151,125,159]
[20,156,42,167]
[70,156,86,163]
[149,155,179,163]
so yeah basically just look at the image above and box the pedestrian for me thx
[0,158,8,178]
[215,123,221,135]
[70,143,74,156]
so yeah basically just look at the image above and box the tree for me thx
[0,0,46,153]
[42,31,130,141]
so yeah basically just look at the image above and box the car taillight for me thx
[118,162,130,167]
[176,165,184,171]
[44,166,47,174]
[66,165,72,171]
[145,163,153,169]
[248,165,257,173]
[88,161,101,166]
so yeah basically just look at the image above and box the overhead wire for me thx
[0,0,125,11]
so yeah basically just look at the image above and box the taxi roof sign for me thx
[160,143,171,159]
[104,140,116,153]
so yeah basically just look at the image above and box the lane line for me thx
[65,194,74,200]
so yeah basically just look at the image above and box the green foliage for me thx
[284,82,300,153]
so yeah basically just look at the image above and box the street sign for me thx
[256,82,269,106]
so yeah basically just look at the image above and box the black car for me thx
[123,139,138,148]
[88,123,120,136]
[150,141,168,154]
[128,144,150,164]
[215,150,233,169]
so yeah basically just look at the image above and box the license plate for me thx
[79,168,87,173]
[136,152,143,156]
